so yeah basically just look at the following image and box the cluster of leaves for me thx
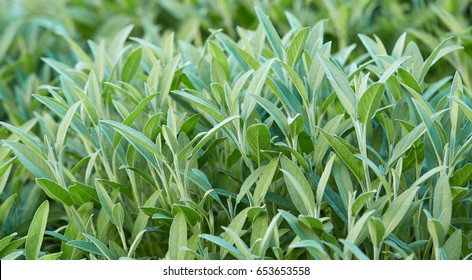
[0,0,471,260]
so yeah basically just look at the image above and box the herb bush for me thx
[0,0,471,260]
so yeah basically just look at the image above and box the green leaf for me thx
[66,240,102,256]
[418,38,462,83]
[179,114,200,136]
[69,207,88,236]
[85,70,103,121]
[172,204,201,226]
[368,218,385,249]
[169,212,187,260]
[0,22,19,62]
[159,54,181,103]
[274,142,308,171]
[33,95,97,147]
[412,99,443,160]
[443,229,462,260]
[247,58,276,97]
[162,125,179,154]
[236,165,265,204]
[358,83,385,124]
[433,173,452,232]
[0,121,43,155]
[199,234,245,260]
[332,157,353,210]
[0,194,17,228]
[452,136,472,168]
[250,94,290,138]
[398,68,422,94]
[55,101,81,151]
[392,33,407,58]
[275,67,307,109]
[61,203,93,259]
[188,169,223,205]
[70,182,99,203]
[95,181,116,224]
[83,234,118,260]
[351,191,377,218]
[208,41,229,78]
[260,212,282,257]
[0,237,26,259]
[316,154,335,215]
[288,114,304,136]
[256,7,284,59]
[71,87,99,126]
[174,90,226,122]
[245,123,271,159]
[340,239,369,260]
[318,55,357,118]
[97,179,133,201]
[112,203,125,231]
[318,128,364,182]
[382,187,419,236]
[236,157,278,205]
[222,226,253,260]
[427,217,446,251]
[0,160,13,195]
[122,48,142,82]
[289,240,328,259]
[113,93,159,146]
[280,156,315,216]
[38,252,63,260]
[220,208,251,258]
[215,34,254,69]
[101,120,166,166]
[132,191,161,240]
[450,163,472,186]
[287,27,309,67]
[1,250,24,260]
[44,230,71,243]
[355,154,391,197]
[279,211,322,256]
[378,56,410,83]
[277,210,326,259]
[410,166,447,189]
[186,115,239,162]
[0,233,17,252]
[450,96,472,121]
[42,58,86,85]
[36,178,73,206]
[3,141,55,179]
[449,72,462,152]
[127,229,147,258]
[344,210,375,257]
[243,59,277,121]
[280,168,315,216]
[386,123,426,168]
[25,200,49,260]
[358,34,385,62]
[253,157,279,205]
[62,35,94,67]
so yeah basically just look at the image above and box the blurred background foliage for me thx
[1,0,471,125]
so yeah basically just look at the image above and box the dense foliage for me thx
[0,0,471,260]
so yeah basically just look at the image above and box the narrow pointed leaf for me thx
[25,201,49,260]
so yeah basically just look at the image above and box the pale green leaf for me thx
[25,201,49,260]
[256,7,284,59]
[169,212,187,260]
[382,187,419,236]
[36,178,72,206]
